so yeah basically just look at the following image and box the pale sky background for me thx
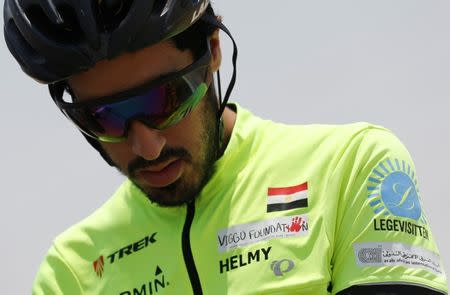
[1,0,449,293]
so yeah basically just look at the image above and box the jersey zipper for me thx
[182,201,203,295]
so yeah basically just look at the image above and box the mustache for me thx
[128,147,191,176]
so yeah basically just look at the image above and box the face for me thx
[68,40,220,206]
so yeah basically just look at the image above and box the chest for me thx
[91,154,339,294]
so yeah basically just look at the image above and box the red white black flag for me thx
[267,182,308,212]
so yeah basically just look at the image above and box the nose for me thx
[128,121,166,160]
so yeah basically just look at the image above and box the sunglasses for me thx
[49,45,212,143]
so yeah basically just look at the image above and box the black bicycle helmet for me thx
[4,0,238,166]
[4,0,213,83]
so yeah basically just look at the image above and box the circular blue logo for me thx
[380,171,421,220]
[367,158,423,222]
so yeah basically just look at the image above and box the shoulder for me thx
[232,103,400,153]
[260,117,403,160]
[33,180,138,293]
[52,180,140,260]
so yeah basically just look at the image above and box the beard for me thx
[114,88,220,207]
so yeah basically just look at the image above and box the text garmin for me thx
[373,219,429,239]
[119,265,168,295]
[220,247,272,273]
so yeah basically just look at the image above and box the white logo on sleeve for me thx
[353,242,442,275]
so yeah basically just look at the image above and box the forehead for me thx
[68,40,194,101]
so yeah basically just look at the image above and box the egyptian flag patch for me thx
[267,182,308,212]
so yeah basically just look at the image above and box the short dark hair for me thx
[172,5,217,59]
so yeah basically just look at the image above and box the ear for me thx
[209,29,222,72]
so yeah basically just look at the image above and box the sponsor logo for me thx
[267,182,309,212]
[367,159,424,222]
[357,246,382,263]
[93,256,105,278]
[108,233,157,264]
[219,247,271,274]
[271,259,295,276]
[119,265,169,295]
[191,0,210,23]
[367,159,429,239]
[373,218,428,239]
[354,242,442,275]
[93,232,157,277]
[217,215,309,252]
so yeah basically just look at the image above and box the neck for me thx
[221,106,237,151]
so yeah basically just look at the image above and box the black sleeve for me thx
[336,284,446,295]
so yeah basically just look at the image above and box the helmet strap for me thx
[200,13,237,160]
[200,13,238,119]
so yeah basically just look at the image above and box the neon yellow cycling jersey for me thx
[33,104,448,294]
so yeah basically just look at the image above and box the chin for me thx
[134,178,198,207]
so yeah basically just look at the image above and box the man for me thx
[4,0,448,294]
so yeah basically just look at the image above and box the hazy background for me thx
[1,0,449,293]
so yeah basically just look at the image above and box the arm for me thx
[330,127,447,295]
[32,244,83,295]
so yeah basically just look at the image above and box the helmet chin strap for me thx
[215,68,224,157]
[200,13,238,119]
[200,13,238,159]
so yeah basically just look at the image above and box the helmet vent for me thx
[25,4,82,44]
[7,19,45,65]
[98,0,133,31]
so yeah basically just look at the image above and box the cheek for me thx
[164,122,197,152]
[100,142,132,166]
[167,105,206,147]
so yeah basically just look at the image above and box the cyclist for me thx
[4,0,448,294]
